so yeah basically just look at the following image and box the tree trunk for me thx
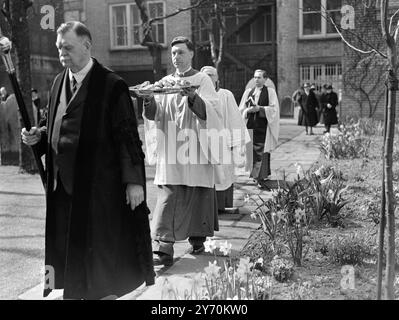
[380,0,397,300]
[377,87,388,300]
[149,45,163,81]
[8,0,36,173]
[135,0,163,82]
[384,68,397,300]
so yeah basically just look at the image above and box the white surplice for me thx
[143,72,226,188]
[215,88,251,191]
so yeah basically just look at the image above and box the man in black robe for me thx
[21,21,154,300]
[297,82,319,135]
[320,84,339,133]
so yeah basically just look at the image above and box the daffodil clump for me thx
[246,162,349,267]
[161,239,272,300]
[320,121,371,160]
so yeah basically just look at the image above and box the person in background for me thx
[297,82,319,135]
[239,69,280,190]
[201,66,250,214]
[320,84,339,134]
[318,84,328,125]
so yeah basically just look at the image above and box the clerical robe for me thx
[143,70,225,254]
[215,88,250,190]
[215,88,250,211]
[239,86,280,179]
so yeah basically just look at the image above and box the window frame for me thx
[299,0,342,39]
[197,6,273,45]
[109,1,167,50]
[299,63,343,92]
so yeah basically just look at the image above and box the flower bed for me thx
[240,119,399,300]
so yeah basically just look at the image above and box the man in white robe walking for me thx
[201,66,250,214]
[141,37,225,266]
[239,69,280,190]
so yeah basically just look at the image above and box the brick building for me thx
[277,0,344,117]
[341,0,399,120]
[192,0,277,110]
[191,0,345,117]
[64,0,192,86]
[61,0,393,120]
[278,0,399,120]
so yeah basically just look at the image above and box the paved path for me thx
[122,119,322,300]
[0,119,322,300]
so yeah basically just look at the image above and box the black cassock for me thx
[320,92,339,126]
[297,91,319,127]
[37,59,154,299]
[246,86,271,181]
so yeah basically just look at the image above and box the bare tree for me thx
[197,1,228,75]
[134,0,207,81]
[344,52,386,117]
[134,0,255,81]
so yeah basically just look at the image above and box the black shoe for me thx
[189,244,205,255]
[153,253,174,266]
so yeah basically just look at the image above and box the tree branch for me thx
[388,7,399,34]
[381,0,390,40]
[148,0,208,25]
[1,0,10,24]
[323,11,388,59]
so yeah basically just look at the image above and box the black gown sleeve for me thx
[111,86,146,187]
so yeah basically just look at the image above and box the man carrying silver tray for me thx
[138,36,226,266]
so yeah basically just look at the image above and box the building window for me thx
[197,6,273,44]
[299,63,342,92]
[299,0,342,38]
[110,1,166,49]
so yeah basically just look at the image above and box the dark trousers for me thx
[51,178,72,289]
[216,184,234,212]
[250,127,271,181]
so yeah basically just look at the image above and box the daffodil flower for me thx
[219,241,232,256]
[204,238,217,254]
[236,257,253,282]
[204,260,221,278]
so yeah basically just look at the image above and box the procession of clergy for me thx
[141,36,280,267]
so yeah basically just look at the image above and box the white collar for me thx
[68,58,93,84]
[176,66,192,76]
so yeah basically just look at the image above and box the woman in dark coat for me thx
[320,84,338,133]
[297,82,319,135]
